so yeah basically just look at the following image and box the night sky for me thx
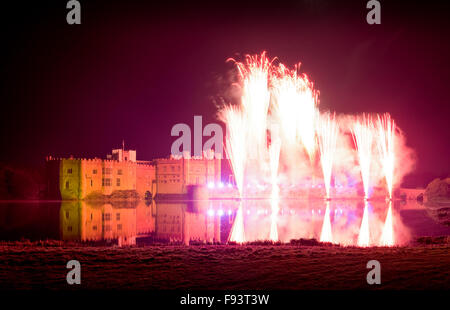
[1,0,449,184]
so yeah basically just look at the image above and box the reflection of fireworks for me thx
[268,132,281,242]
[380,201,394,246]
[228,204,245,244]
[316,112,338,199]
[320,201,333,243]
[269,199,279,242]
[219,106,247,196]
[352,114,374,199]
[376,113,396,199]
[358,201,370,247]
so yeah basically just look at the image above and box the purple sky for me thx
[0,0,449,183]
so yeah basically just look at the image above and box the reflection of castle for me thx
[60,201,153,246]
[46,147,221,200]
[60,200,224,245]
[156,202,222,244]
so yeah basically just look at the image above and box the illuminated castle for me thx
[45,147,221,200]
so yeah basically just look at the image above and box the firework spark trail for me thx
[296,75,318,160]
[352,114,374,199]
[316,112,338,199]
[380,201,394,246]
[376,113,396,199]
[228,203,246,244]
[232,52,273,162]
[320,201,333,243]
[358,201,370,247]
[269,133,281,199]
[271,65,318,159]
[218,106,247,196]
[272,65,301,147]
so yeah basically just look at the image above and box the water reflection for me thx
[59,199,413,246]
[0,199,449,246]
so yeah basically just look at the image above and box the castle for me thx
[45,147,221,200]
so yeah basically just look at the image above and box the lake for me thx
[0,199,448,246]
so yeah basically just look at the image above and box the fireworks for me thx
[219,106,247,196]
[352,114,374,200]
[316,112,338,199]
[231,52,273,162]
[271,64,318,158]
[272,65,302,147]
[217,52,407,247]
[376,113,396,199]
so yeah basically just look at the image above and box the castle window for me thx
[93,169,97,174]
[116,213,120,221]
[93,225,97,231]
[116,178,121,186]
[117,169,123,175]
[66,211,70,219]
[65,181,70,189]
[117,224,122,231]
[102,168,112,175]
[67,168,72,174]
[102,178,112,186]
[90,180,93,187]
[103,213,111,221]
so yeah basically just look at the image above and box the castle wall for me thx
[136,164,156,198]
[156,159,185,194]
[80,159,103,197]
[46,153,220,199]
[154,157,221,195]
[60,159,82,200]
